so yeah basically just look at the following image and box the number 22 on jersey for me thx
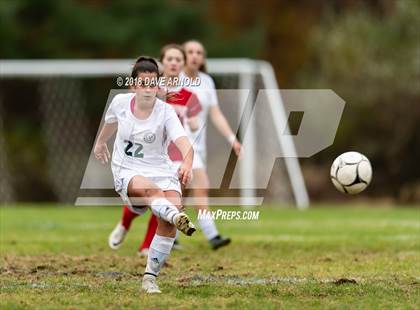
[124,140,144,158]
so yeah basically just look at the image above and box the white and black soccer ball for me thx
[330,152,372,194]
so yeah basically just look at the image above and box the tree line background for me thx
[0,0,419,203]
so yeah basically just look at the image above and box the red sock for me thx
[121,205,139,230]
[139,214,158,251]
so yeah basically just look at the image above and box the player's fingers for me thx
[98,153,105,165]
[106,147,111,159]
[182,172,189,185]
[236,142,242,153]
[180,170,185,185]
[237,145,244,159]
[184,170,191,185]
[179,169,186,185]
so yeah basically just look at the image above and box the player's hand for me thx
[178,161,193,186]
[94,142,111,165]
[232,140,243,158]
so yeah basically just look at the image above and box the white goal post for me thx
[0,59,309,209]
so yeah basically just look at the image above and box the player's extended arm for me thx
[174,136,194,185]
[209,105,242,156]
[94,122,117,164]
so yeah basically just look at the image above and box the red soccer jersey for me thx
[166,88,202,161]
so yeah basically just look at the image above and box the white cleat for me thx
[108,222,127,250]
[173,213,196,236]
[141,274,161,294]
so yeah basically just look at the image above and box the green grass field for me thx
[1,205,419,309]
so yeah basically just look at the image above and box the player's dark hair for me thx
[131,56,159,78]
[183,40,207,73]
[160,44,186,62]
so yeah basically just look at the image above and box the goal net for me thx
[0,59,309,208]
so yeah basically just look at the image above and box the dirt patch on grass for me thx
[0,255,145,279]
[176,274,361,286]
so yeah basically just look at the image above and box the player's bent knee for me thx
[128,188,146,203]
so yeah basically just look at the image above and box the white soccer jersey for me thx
[179,71,218,156]
[105,93,186,180]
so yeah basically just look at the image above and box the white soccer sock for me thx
[144,234,175,277]
[198,217,219,240]
[150,198,179,225]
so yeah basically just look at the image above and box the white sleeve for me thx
[104,95,119,123]
[165,106,187,142]
[207,76,218,106]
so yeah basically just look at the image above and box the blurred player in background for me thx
[180,40,242,248]
[95,56,196,293]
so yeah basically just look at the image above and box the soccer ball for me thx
[330,152,372,194]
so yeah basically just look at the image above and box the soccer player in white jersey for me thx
[94,56,195,294]
[180,40,242,249]
[108,45,203,256]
